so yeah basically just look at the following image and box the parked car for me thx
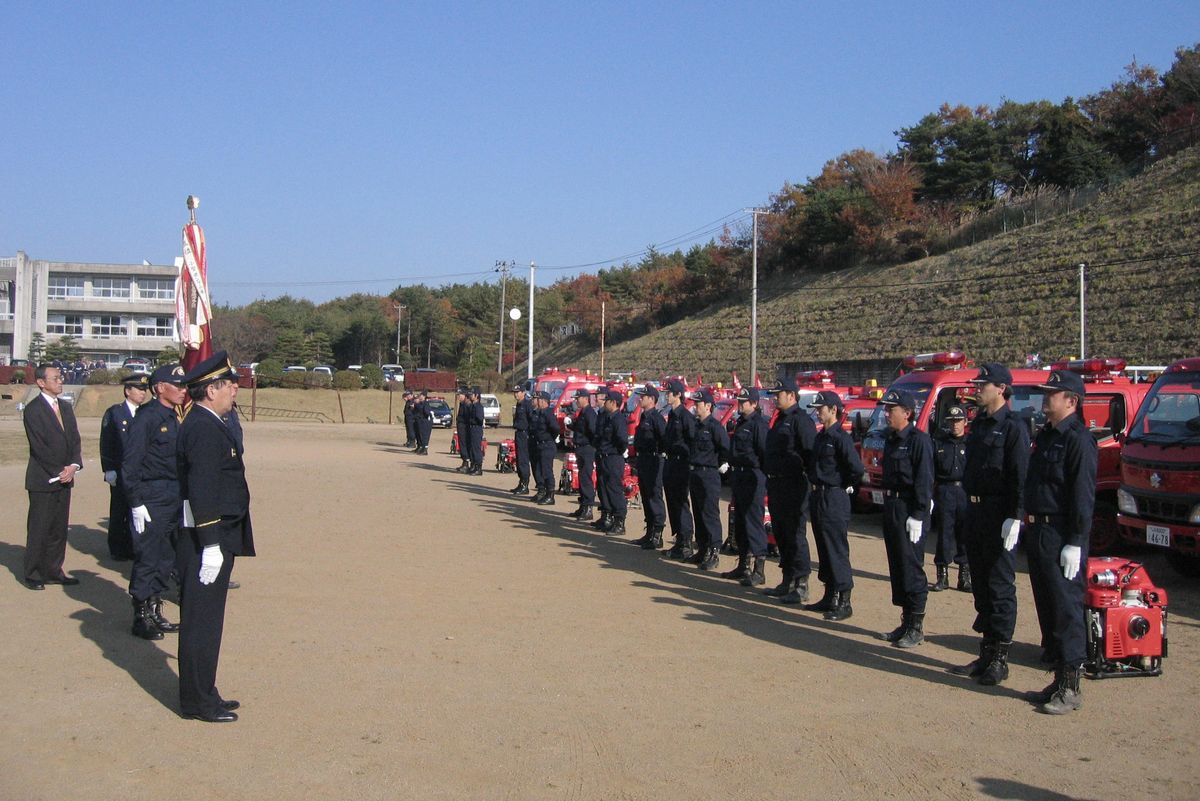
[426,397,453,428]
[381,363,406,383]
[239,362,260,374]
[481,393,501,427]
[312,365,334,379]
[123,358,151,375]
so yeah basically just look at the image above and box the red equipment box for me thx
[1084,557,1168,679]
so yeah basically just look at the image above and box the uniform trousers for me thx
[599,453,627,517]
[636,454,665,528]
[964,497,1018,642]
[107,484,134,559]
[731,469,767,557]
[663,459,694,544]
[933,483,969,567]
[1026,519,1088,665]
[688,466,722,551]
[514,431,530,485]
[882,495,928,614]
[177,532,236,718]
[767,476,811,582]
[536,441,556,490]
[467,425,483,468]
[575,445,596,506]
[130,500,178,601]
[811,485,853,591]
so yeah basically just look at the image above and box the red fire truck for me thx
[1117,357,1200,576]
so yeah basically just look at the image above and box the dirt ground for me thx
[1,417,1196,801]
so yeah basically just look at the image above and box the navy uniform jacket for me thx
[403,398,415,423]
[570,405,598,448]
[529,406,559,444]
[932,431,967,483]
[24,393,83,493]
[513,397,532,432]
[882,423,934,516]
[729,410,768,468]
[177,405,255,556]
[596,410,628,457]
[634,406,667,456]
[689,414,731,468]
[1025,415,1098,547]
[810,424,864,489]
[100,400,138,472]
[122,401,182,508]
[963,404,1029,520]
[664,405,695,460]
[466,401,484,428]
[764,404,816,478]
[414,399,432,422]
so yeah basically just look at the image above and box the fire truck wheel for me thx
[1166,550,1200,577]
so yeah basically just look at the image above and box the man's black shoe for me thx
[25,579,45,590]
[45,574,80,586]
[219,699,240,711]
[228,581,241,590]
[183,709,238,723]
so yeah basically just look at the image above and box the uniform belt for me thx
[766,473,797,480]
[1026,514,1065,524]
[812,483,836,492]
[731,465,760,472]
[938,480,963,486]
[691,464,717,470]
[884,489,913,498]
[969,495,999,503]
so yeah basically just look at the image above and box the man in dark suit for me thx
[23,363,83,590]
[176,352,255,722]
[100,373,150,560]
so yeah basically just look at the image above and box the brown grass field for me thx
[1,416,1197,801]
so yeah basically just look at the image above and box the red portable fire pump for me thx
[1084,557,1167,679]
[495,438,516,473]
[558,451,641,507]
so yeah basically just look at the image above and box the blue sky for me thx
[1,2,1195,305]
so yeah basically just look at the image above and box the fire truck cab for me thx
[1117,357,1200,576]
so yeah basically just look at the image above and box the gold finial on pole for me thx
[186,195,200,224]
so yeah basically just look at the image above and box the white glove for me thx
[930,499,934,515]
[845,486,855,495]
[182,500,195,528]
[131,505,152,534]
[718,463,730,475]
[1060,544,1082,580]
[564,416,573,426]
[104,470,118,486]
[623,449,629,458]
[1001,518,1021,551]
[199,545,224,585]
[906,517,923,544]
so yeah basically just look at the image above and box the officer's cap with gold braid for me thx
[181,351,238,389]
[121,372,151,389]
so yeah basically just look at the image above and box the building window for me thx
[137,278,175,300]
[48,275,84,299]
[136,316,174,337]
[91,315,126,338]
[92,276,131,299]
[46,314,84,336]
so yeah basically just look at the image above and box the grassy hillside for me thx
[540,145,1200,377]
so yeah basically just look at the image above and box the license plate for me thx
[1146,525,1171,548]
[871,491,884,506]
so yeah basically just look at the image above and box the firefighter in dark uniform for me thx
[100,373,150,560]
[510,385,532,495]
[874,389,934,648]
[176,352,255,723]
[590,395,612,526]
[565,388,598,520]
[465,386,485,476]
[804,390,865,620]
[951,363,1029,685]
[454,386,470,470]
[763,380,817,603]
[661,379,696,559]
[1024,369,1097,714]
[594,389,629,534]
[723,387,768,585]
[413,391,433,455]
[529,391,559,504]
[632,383,667,549]
[931,405,971,592]
[122,365,187,639]
[402,390,416,448]
[687,388,731,570]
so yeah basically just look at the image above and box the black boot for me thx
[763,574,795,597]
[1024,673,1061,705]
[1037,665,1083,715]
[720,554,750,580]
[665,539,694,560]
[930,565,949,591]
[978,640,1011,686]
[803,584,836,612]
[537,490,556,506]
[510,483,530,496]
[780,577,809,605]
[824,589,853,621]
[131,598,163,641]
[591,512,611,530]
[607,515,626,536]
[575,505,594,521]
[641,526,664,550]
[455,462,470,473]
[894,613,925,649]
[719,535,738,555]
[699,548,720,571]
[468,464,483,476]
[950,637,997,677]
[150,596,179,633]
[740,556,766,586]
[686,545,708,564]
[876,613,909,643]
[957,564,973,592]
[633,526,655,546]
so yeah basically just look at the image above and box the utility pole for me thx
[527,261,536,379]
[495,260,513,373]
[1079,262,1087,359]
[393,303,406,362]
[745,208,768,382]
[600,301,606,377]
